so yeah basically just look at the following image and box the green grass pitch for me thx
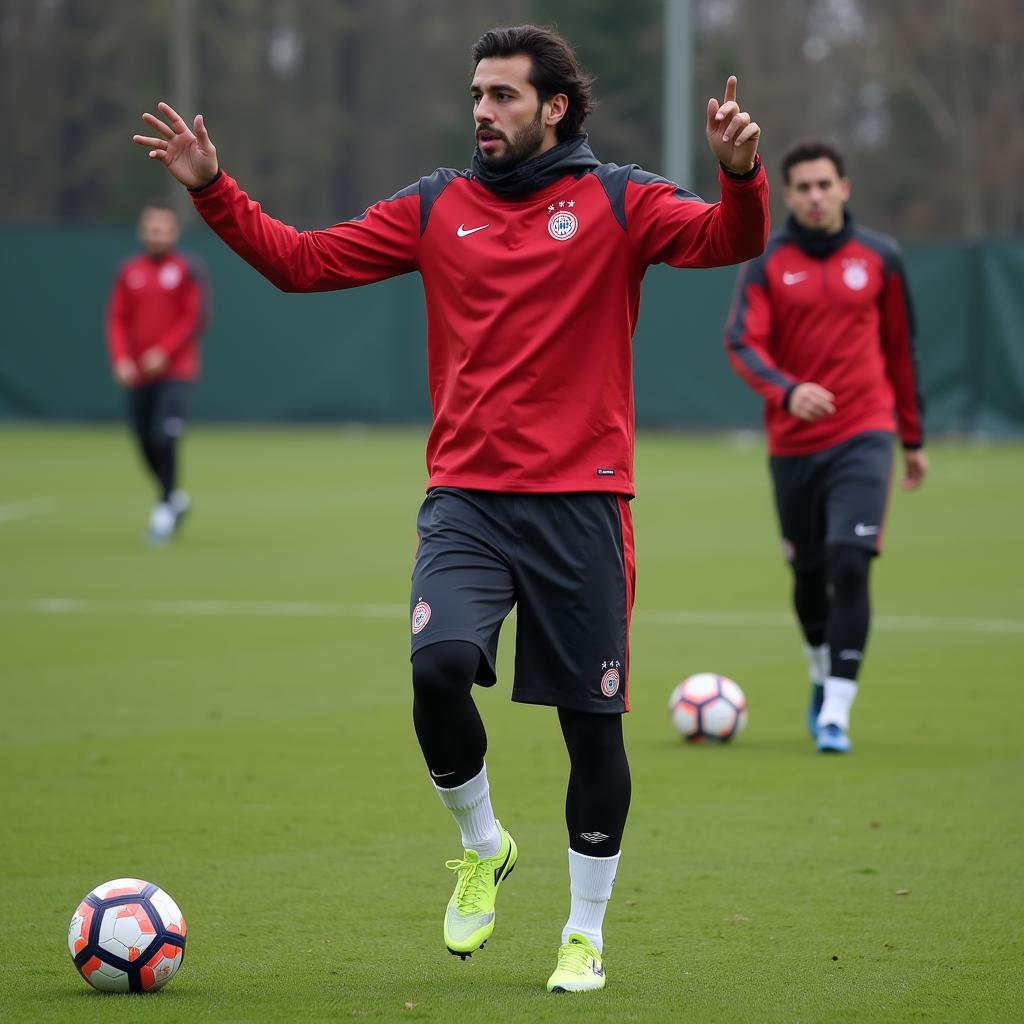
[1,427,1021,1022]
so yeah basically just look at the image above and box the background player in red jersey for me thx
[107,201,208,544]
[133,25,768,990]
[725,139,927,754]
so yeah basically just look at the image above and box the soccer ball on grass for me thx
[669,672,748,742]
[68,878,187,992]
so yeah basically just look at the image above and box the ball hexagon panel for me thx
[679,673,720,701]
[91,878,149,900]
[140,943,184,991]
[68,901,95,958]
[80,956,130,992]
[702,696,740,738]
[97,903,158,963]
[149,887,187,936]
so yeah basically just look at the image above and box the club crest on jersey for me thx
[600,667,620,698]
[548,210,578,241]
[159,262,183,289]
[411,600,431,635]
[841,258,869,291]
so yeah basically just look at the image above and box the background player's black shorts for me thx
[769,430,894,572]
[409,488,635,713]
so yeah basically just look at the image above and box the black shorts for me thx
[409,488,636,713]
[769,430,894,572]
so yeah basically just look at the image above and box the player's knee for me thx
[411,640,480,704]
[559,708,627,765]
[826,544,871,598]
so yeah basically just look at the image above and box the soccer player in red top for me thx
[725,140,927,754]
[107,200,208,544]
[134,25,769,990]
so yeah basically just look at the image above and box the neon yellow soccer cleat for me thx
[547,934,606,993]
[443,821,517,958]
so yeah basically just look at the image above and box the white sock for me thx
[433,764,500,858]
[804,643,830,686]
[169,490,190,515]
[562,849,620,952]
[817,677,858,730]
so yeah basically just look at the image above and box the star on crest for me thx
[547,204,555,213]
[568,200,575,208]
[558,200,566,208]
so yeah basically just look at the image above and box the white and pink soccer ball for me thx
[669,673,748,742]
[68,878,187,993]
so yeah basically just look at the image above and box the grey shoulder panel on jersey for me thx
[351,168,466,235]
[590,163,702,232]
[853,225,904,273]
[416,168,468,236]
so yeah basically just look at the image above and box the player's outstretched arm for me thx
[706,76,760,173]
[132,103,219,190]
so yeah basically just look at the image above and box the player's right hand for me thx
[114,358,139,387]
[132,103,219,189]
[787,382,835,421]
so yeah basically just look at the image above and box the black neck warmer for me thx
[783,210,855,258]
[471,135,601,198]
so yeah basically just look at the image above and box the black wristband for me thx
[783,383,797,411]
[187,170,222,194]
[721,155,761,181]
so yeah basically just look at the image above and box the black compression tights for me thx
[411,641,631,856]
[411,641,487,788]
[559,708,631,857]
[792,544,873,680]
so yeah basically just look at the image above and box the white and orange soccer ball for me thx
[68,878,187,993]
[669,673,748,742]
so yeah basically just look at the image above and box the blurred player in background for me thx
[107,200,208,544]
[725,140,926,754]
[134,24,768,990]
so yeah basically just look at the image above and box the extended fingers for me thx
[157,101,190,134]
[141,111,174,139]
[132,134,167,150]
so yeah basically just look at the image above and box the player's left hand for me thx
[140,347,168,376]
[706,76,761,173]
[902,448,928,490]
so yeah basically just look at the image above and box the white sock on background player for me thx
[433,764,501,858]
[818,677,857,730]
[804,642,830,685]
[562,848,620,952]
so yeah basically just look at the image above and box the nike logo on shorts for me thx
[854,523,880,536]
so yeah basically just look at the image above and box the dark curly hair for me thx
[781,140,846,183]
[471,25,595,139]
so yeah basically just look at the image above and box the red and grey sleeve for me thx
[724,252,796,406]
[106,267,130,365]
[879,253,925,448]
[190,172,421,292]
[618,158,769,269]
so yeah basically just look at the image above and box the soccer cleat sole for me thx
[448,940,486,960]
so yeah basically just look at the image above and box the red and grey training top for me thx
[724,213,924,457]
[107,251,209,383]
[191,139,769,495]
